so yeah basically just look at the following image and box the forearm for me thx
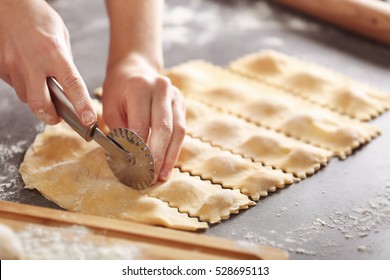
[105,0,164,71]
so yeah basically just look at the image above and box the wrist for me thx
[107,51,163,74]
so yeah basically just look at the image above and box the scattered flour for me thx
[0,139,28,159]
[17,224,140,260]
[357,245,372,253]
[163,1,321,48]
[261,36,285,47]
[234,182,390,257]
[0,139,30,201]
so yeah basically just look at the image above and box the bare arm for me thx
[103,0,186,183]
[105,0,163,70]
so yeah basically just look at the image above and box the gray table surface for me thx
[1,0,389,260]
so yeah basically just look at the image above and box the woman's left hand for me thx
[102,55,186,183]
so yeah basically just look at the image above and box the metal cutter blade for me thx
[105,128,155,190]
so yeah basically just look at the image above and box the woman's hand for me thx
[0,0,96,126]
[102,55,186,183]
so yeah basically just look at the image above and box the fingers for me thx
[125,77,152,142]
[8,71,27,103]
[158,87,186,182]
[16,56,93,127]
[53,56,96,126]
[149,78,174,183]
[26,73,60,125]
[103,71,186,184]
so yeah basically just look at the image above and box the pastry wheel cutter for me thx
[47,77,155,190]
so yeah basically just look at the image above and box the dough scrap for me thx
[166,61,380,159]
[0,224,24,260]
[19,123,208,231]
[230,50,390,121]
[185,99,332,178]
[177,136,296,200]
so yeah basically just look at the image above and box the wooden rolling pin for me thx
[0,200,288,260]
[275,0,390,45]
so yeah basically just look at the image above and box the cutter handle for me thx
[47,77,96,141]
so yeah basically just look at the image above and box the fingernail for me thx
[159,168,171,182]
[82,110,95,125]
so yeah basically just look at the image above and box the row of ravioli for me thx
[125,54,386,229]
[158,58,384,228]
[81,52,386,231]
[166,60,380,160]
[230,50,390,121]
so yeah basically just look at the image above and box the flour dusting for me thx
[18,225,140,260]
[163,1,321,48]
[0,138,29,201]
[233,182,390,257]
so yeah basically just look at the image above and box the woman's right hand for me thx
[0,0,96,126]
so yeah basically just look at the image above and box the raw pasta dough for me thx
[185,98,332,178]
[19,123,208,231]
[177,136,296,200]
[166,61,380,159]
[230,50,390,121]
[20,121,255,230]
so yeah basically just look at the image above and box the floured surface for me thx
[17,224,141,260]
[177,136,296,200]
[19,122,208,231]
[185,98,332,178]
[230,50,390,121]
[166,61,380,159]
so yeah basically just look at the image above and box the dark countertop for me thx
[1,0,389,260]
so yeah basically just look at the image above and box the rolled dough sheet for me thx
[177,136,296,201]
[185,98,332,178]
[19,122,210,231]
[166,61,380,159]
[230,50,390,121]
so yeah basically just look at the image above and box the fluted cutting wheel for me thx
[106,128,154,190]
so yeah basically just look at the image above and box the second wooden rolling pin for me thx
[275,0,390,45]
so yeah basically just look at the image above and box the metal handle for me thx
[47,77,97,141]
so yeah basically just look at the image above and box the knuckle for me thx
[3,52,17,69]
[175,122,186,137]
[62,74,83,90]
[28,99,57,124]
[157,121,173,136]
[75,96,89,111]
[155,76,171,91]
[28,99,47,114]
[42,36,66,57]
[153,153,164,168]
[130,120,150,136]
[2,42,19,69]
[127,75,151,91]
[131,120,150,130]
